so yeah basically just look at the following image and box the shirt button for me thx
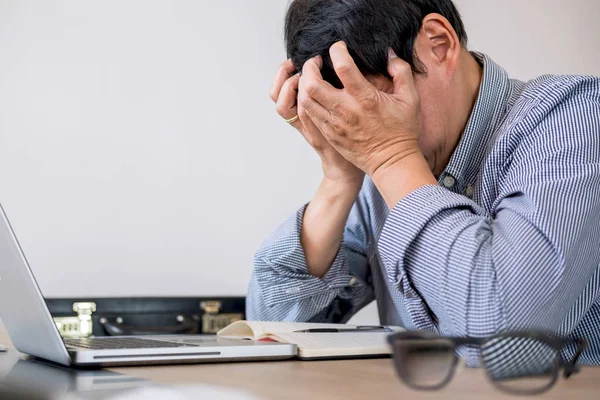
[349,277,360,287]
[443,175,456,188]
[466,185,474,198]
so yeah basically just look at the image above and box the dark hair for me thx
[285,0,468,88]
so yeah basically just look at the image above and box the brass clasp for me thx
[53,302,97,338]
[200,301,242,334]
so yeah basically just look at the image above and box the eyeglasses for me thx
[387,330,587,395]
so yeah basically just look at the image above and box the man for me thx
[247,0,600,364]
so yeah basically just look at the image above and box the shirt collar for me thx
[440,53,512,192]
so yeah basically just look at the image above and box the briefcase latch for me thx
[200,301,242,334]
[53,302,97,339]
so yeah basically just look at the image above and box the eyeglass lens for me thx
[392,338,456,389]
[481,336,559,394]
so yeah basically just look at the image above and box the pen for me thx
[294,326,393,333]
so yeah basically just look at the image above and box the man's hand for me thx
[298,42,437,208]
[298,42,422,176]
[271,59,364,186]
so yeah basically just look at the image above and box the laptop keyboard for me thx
[64,337,199,350]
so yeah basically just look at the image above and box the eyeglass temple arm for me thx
[451,337,486,346]
[563,338,587,379]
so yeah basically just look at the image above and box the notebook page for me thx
[255,322,361,336]
[273,332,392,358]
[218,321,364,339]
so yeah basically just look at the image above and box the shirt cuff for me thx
[256,204,358,307]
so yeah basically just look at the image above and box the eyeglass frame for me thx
[386,330,587,395]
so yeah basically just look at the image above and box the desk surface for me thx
[0,326,598,399]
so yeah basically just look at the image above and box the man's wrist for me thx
[318,175,363,206]
[302,173,362,279]
[371,151,438,210]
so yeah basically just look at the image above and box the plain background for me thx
[0,0,599,324]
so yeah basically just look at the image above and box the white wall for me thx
[0,0,310,298]
[0,1,598,324]
[455,0,600,79]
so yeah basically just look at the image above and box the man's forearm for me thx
[301,177,362,278]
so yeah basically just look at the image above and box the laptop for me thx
[0,203,296,366]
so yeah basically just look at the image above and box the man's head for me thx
[285,0,482,174]
[286,0,467,86]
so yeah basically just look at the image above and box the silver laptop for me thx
[0,203,296,366]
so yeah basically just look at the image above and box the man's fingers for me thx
[270,59,297,102]
[301,96,330,125]
[301,56,344,110]
[276,74,300,121]
[300,95,337,143]
[297,94,334,152]
[387,49,417,95]
[297,102,323,141]
[298,99,336,151]
[329,41,370,93]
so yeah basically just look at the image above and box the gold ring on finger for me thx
[285,115,299,124]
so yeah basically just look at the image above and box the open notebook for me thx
[217,321,403,360]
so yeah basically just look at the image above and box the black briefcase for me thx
[45,297,245,339]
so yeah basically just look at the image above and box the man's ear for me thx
[416,13,460,71]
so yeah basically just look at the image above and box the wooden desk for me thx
[1,326,598,399]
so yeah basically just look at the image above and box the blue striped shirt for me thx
[248,53,600,364]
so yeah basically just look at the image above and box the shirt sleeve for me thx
[378,98,600,339]
[246,186,375,322]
